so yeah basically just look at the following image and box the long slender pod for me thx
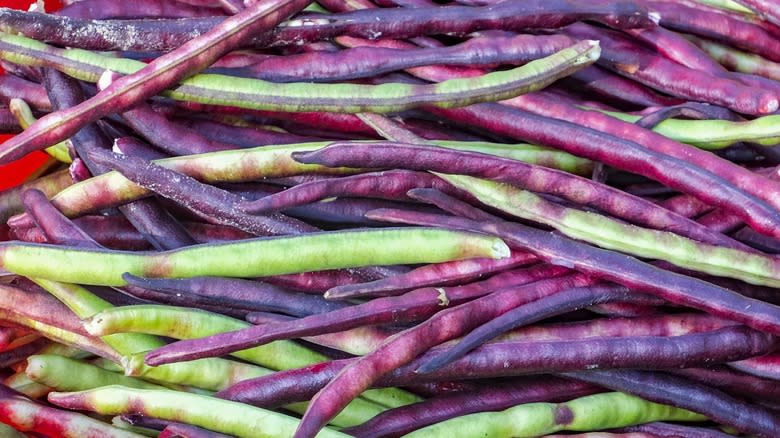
[0,34,601,117]
[400,392,704,438]
[562,370,780,437]
[0,0,313,163]
[0,385,144,437]
[0,228,508,286]
[340,377,601,438]
[292,143,746,248]
[8,140,591,227]
[0,1,652,51]
[48,386,350,438]
[365,210,780,336]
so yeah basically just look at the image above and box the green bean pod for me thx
[402,392,705,438]
[440,174,780,287]
[86,304,329,370]
[30,279,274,392]
[0,33,599,113]
[26,354,167,392]
[597,109,780,149]
[49,386,351,438]
[86,304,421,409]
[686,34,780,81]
[2,228,509,286]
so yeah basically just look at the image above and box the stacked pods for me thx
[1,0,780,437]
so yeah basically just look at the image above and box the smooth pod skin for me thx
[25,355,168,392]
[687,34,780,81]
[119,103,237,155]
[435,101,780,241]
[87,148,319,237]
[670,366,780,406]
[142,269,578,366]
[0,35,600,116]
[365,210,780,337]
[7,140,590,227]
[325,251,535,299]
[729,352,780,380]
[600,110,780,149]
[293,142,745,248]
[0,0,314,164]
[85,304,330,371]
[341,377,602,438]
[0,385,144,438]
[416,285,641,372]
[563,23,779,115]
[0,0,652,51]
[0,169,74,223]
[564,66,685,108]
[624,26,727,74]
[0,74,50,110]
[233,33,578,82]
[401,391,704,438]
[215,325,775,407]
[648,0,780,62]
[47,386,350,438]
[438,174,780,287]
[240,169,468,213]
[0,228,509,286]
[563,370,780,437]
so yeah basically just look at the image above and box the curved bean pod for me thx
[0,0,652,51]
[648,1,780,62]
[563,23,778,115]
[600,110,780,149]
[0,33,599,116]
[26,354,167,392]
[293,143,745,248]
[48,386,350,438]
[123,275,347,316]
[85,304,329,370]
[435,101,780,240]
[234,33,577,83]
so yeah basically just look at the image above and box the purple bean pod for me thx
[293,142,748,248]
[562,369,780,437]
[364,210,780,336]
[340,377,602,438]
[563,23,778,115]
[325,250,535,299]
[122,275,348,317]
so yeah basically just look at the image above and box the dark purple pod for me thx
[122,275,348,317]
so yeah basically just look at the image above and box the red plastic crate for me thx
[0,0,64,190]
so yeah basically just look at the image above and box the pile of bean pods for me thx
[2,0,780,436]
